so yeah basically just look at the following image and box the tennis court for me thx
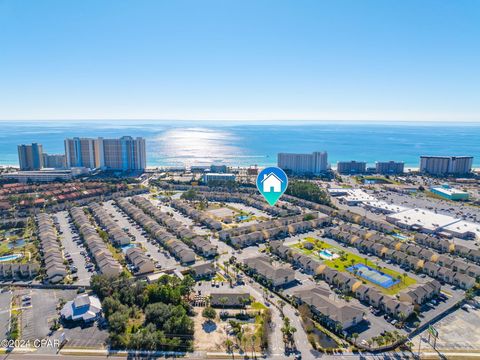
[347,263,399,288]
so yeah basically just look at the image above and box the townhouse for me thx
[169,199,223,231]
[70,207,123,277]
[116,198,196,264]
[125,247,155,274]
[292,285,365,330]
[243,255,296,288]
[89,203,130,246]
[325,224,478,290]
[189,262,216,280]
[130,196,218,257]
[36,213,67,283]
[0,262,40,280]
[270,240,323,275]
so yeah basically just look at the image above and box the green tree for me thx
[202,307,217,321]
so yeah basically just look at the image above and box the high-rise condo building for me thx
[102,136,146,171]
[419,156,473,176]
[337,161,367,175]
[42,153,66,169]
[277,151,328,174]
[64,137,102,169]
[375,161,404,175]
[64,136,146,171]
[17,143,43,170]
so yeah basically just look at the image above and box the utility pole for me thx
[417,335,422,359]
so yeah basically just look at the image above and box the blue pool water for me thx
[237,215,251,221]
[392,233,408,241]
[0,254,23,262]
[121,244,136,253]
[347,263,400,288]
[319,249,334,260]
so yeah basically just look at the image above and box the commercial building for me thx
[64,136,146,171]
[386,208,459,233]
[17,143,43,170]
[419,156,473,176]
[210,164,228,173]
[430,185,469,201]
[337,161,366,175]
[375,161,404,175]
[1,168,89,183]
[60,294,102,323]
[42,153,66,169]
[277,151,328,175]
[202,173,236,184]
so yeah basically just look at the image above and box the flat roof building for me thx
[18,143,43,171]
[202,173,235,184]
[420,156,473,176]
[42,153,66,169]
[65,136,146,171]
[277,151,328,175]
[1,169,89,183]
[337,161,366,175]
[375,161,404,175]
[386,208,459,233]
[430,185,469,201]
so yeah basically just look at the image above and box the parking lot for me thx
[20,288,77,341]
[412,304,480,351]
[54,211,93,285]
[0,290,12,339]
[103,200,179,270]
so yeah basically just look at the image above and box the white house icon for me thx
[261,172,283,193]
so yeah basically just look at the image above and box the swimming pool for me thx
[121,244,136,253]
[0,254,23,262]
[347,264,400,288]
[237,215,251,221]
[318,249,339,260]
[392,233,408,241]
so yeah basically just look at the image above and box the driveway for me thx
[55,211,91,286]
[103,200,180,270]
[0,290,12,339]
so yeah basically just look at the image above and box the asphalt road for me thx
[54,212,91,286]
[102,200,180,270]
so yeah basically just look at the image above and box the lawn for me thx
[291,238,416,295]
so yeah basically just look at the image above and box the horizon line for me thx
[1,118,480,123]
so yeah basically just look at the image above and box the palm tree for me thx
[352,332,359,345]
[251,334,256,359]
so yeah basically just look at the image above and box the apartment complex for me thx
[337,160,366,174]
[419,156,473,176]
[277,151,328,174]
[17,143,43,170]
[65,136,146,171]
[42,153,66,169]
[375,161,404,175]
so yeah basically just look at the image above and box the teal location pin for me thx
[256,167,288,206]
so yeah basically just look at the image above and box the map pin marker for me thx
[256,166,289,206]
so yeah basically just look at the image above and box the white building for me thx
[363,201,410,214]
[277,151,328,174]
[1,168,89,183]
[203,173,236,184]
[60,294,102,323]
[420,156,473,176]
[386,208,459,233]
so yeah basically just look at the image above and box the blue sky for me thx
[0,0,479,121]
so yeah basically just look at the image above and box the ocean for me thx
[0,120,479,168]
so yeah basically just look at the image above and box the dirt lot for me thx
[193,307,229,352]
